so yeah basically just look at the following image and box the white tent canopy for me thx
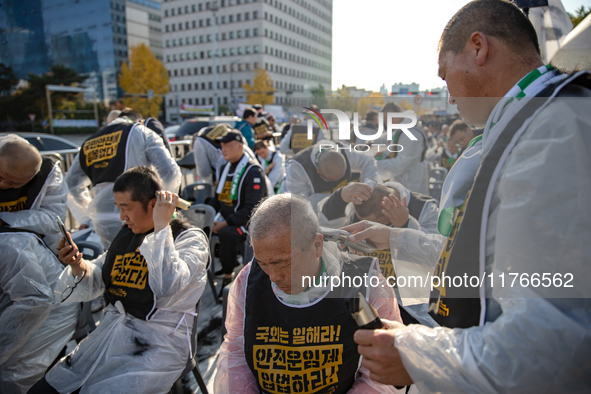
[551,14,591,71]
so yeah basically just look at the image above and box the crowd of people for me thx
[1,0,590,393]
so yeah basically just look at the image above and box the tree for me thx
[0,64,17,95]
[568,6,590,28]
[310,83,328,108]
[0,65,87,123]
[119,43,170,118]
[329,85,357,114]
[357,92,386,118]
[243,68,275,106]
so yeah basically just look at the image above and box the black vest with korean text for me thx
[102,225,155,320]
[428,73,591,329]
[290,125,320,154]
[79,122,135,186]
[294,146,353,194]
[0,156,57,213]
[244,255,375,394]
[197,124,230,150]
[102,220,192,320]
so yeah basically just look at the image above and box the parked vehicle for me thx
[0,132,79,152]
[170,116,241,141]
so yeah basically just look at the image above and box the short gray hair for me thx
[249,193,319,251]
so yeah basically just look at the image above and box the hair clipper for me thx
[346,292,383,329]
[320,226,377,254]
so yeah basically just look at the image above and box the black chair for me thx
[176,151,196,170]
[170,301,209,394]
[181,182,214,204]
[75,241,104,260]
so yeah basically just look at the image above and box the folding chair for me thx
[176,151,196,170]
[170,301,209,394]
[183,204,220,304]
[181,181,214,204]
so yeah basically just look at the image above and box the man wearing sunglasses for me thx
[29,166,210,394]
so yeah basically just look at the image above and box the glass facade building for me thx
[0,0,161,101]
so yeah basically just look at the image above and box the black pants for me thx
[218,225,246,274]
[28,377,80,394]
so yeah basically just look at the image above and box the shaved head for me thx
[317,151,346,182]
[0,138,42,176]
[439,0,540,57]
[0,136,42,188]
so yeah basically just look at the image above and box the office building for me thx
[0,0,163,102]
[162,0,333,122]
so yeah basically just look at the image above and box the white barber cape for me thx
[45,226,209,394]
[0,232,79,394]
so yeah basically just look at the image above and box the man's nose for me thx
[268,266,284,283]
[449,96,456,105]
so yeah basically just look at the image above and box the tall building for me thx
[0,0,163,102]
[162,0,333,123]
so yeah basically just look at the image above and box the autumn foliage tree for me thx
[357,92,386,118]
[243,68,275,106]
[119,44,169,118]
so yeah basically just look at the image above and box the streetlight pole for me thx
[211,1,219,116]
[229,59,239,115]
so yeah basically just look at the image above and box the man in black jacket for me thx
[208,132,267,293]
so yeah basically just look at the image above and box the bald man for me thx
[283,139,380,211]
[0,135,67,250]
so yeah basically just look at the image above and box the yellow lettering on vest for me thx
[0,196,27,212]
[218,180,233,205]
[438,301,449,317]
[205,128,228,140]
[110,247,148,290]
[83,130,123,167]
[432,191,471,297]
[253,344,342,394]
[365,249,394,279]
[292,133,314,149]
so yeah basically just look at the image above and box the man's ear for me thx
[149,197,157,209]
[313,233,324,258]
[469,31,489,67]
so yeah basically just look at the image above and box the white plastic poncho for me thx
[193,136,222,182]
[65,119,182,248]
[45,226,209,394]
[285,140,381,211]
[375,126,429,195]
[279,128,328,157]
[0,232,79,394]
[256,148,286,189]
[394,92,591,391]
[214,242,402,394]
[0,135,68,251]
